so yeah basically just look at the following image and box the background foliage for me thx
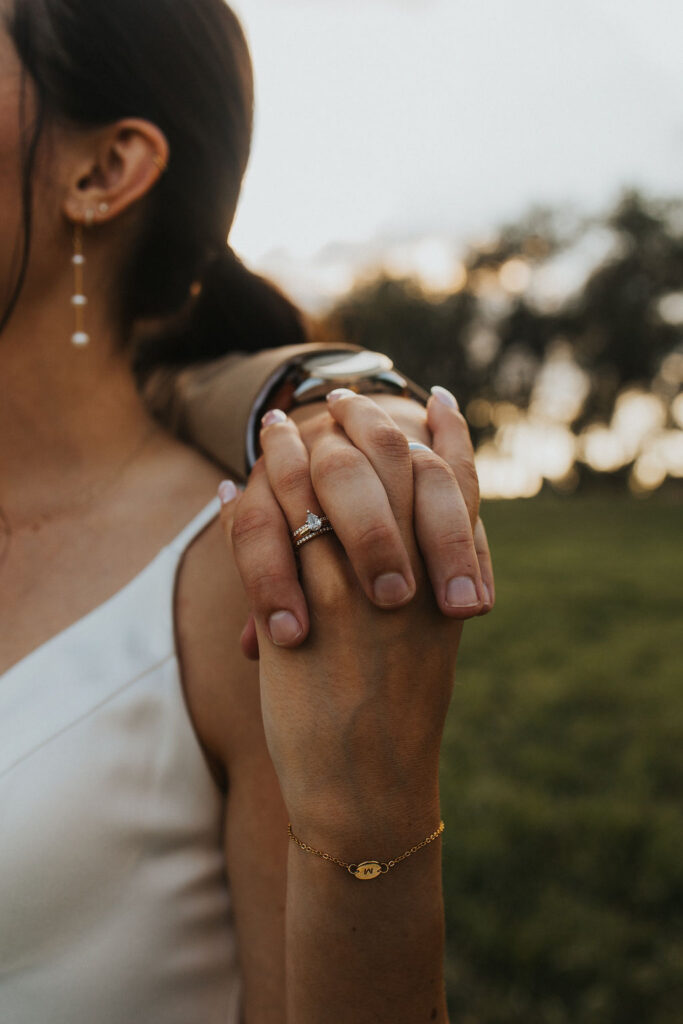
[319,191,683,497]
[315,190,682,1019]
[440,494,682,1023]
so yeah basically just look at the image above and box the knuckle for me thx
[368,422,410,461]
[443,527,474,549]
[441,526,477,558]
[313,446,363,483]
[243,568,292,607]
[352,518,397,554]
[231,507,276,546]
[414,450,455,482]
[273,461,311,499]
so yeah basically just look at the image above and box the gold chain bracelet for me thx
[287,820,445,881]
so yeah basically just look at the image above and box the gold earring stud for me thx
[152,154,168,173]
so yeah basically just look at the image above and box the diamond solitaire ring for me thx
[292,510,334,550]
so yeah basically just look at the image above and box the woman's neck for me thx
[0,300,161,526]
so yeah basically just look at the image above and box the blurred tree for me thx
[320,274,478,398]
[567,191,683,422]
[320,190,683,435]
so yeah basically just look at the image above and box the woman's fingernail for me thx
[446,576,480,608]
[269,610,304,646]
[483,583,492,607]
[326,388,357,404]
[373,572,412,606]
[218,480,238,505]
[262,409,288,428]
[431,385,459,410]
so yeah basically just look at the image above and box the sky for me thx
[228,0,683,305]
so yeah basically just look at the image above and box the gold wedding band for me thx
[294,525,335,550]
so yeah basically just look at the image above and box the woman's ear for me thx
[62,118,169,225]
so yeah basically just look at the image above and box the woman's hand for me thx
[222,400,464,829]
[231,387,495,659]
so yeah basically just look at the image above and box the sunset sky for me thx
[229,0,683,306]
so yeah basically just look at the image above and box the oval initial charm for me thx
[352,861,383,880]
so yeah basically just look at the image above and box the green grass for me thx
[440,493,683,1024]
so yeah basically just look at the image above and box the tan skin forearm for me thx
[285,797,449,1024]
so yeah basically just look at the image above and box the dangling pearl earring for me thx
[70,212,92,348]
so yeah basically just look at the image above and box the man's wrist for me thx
[248,348,428,470]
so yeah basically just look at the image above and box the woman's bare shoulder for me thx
[172,473,265,785]
[175,489,290,1012]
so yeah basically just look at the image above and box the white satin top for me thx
[0,498,242,1024]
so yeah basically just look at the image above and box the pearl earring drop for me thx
[71,218,90,347]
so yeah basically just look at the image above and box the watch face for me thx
[301,350,394,381]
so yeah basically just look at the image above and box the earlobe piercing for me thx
[71,217,90,348]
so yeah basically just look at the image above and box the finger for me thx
[427,388,497,606]
[474,517,496,615]
[324,389,413,530]
[240,614,260,660]
[221,469,311,649]
[260,409,326,523]
[427,386,480,528]
[410,448,487,619]
[260,411,417,609]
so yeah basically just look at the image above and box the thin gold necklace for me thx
[0,423,162,567]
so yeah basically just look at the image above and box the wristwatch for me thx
[247,348,429,471]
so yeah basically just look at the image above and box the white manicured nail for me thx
[431,386,459,410]
[218,480,238,505]
[326,388,357,404]
[261,409,288,428]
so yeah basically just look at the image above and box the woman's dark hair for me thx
[2,0,308,374]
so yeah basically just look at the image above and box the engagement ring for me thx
[292,510,335,550]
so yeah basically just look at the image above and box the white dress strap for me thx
[166,496,223,558]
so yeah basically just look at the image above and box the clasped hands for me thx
[222,386,495,660]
